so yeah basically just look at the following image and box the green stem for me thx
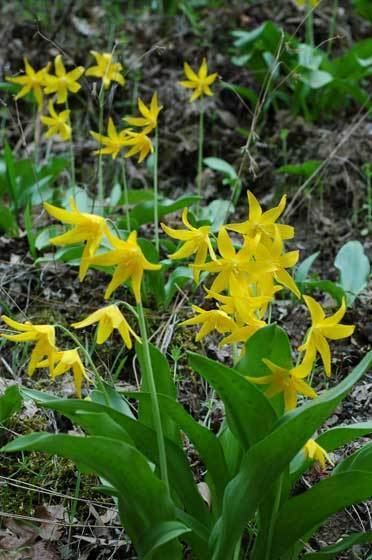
[265,472,284,560]
[121,158,131,230]
[153,127,159,252]
[56,323,109,405]
[196,100,205,217]
[305,1,314,47]
[97,87,105,214]
[327,0,339,56]
[66,99,76,196]
[34,105,40,168]
[137,302,170,495]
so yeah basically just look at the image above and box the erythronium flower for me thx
[247,356,317,412]
[179,306,238,342]
[43,55,85,104]
[220,323,265,346]
[161,208,215,282]
[40,100,71,141]
[85,51,125,89]
[1,315,56,376]
[49,349,89,398]
[6,58,50,108]
[88,231,161,303]
[44,198,114,281]
[179,58,218,102]
[90,118,128,159]
[227,191,294,243]
[124,93,163,134]
[303,439,333,469]
[122,130,154,163]
[299,296,355,376]
[192,228,275,293]
[71,304,140,348]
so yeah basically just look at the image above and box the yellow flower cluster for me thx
[90,92,163,163]
[6,51,125,142]
[162,191,355,426]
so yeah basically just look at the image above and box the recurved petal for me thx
[321,324,355,340]
[183,62,198,81]
[247,191,262,222]
[313,332,332,376]
[303,295,325,325]
[217,228,235,260]
[321,298,347,327]
[261,195,287,224]
[1,315,33,331]
[71,308,107,329]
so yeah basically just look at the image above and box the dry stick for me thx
[284,102,371,219]
[0,511,121,529]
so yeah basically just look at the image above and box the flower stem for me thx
[196,100,205,217]
[265,472,284,560]
[305,1,314,47]
[66,99,76,197]
[153,127,160,252]
[97,87,105,214]
[121,158,131,230]
[56,323,109,405]
[327,0,338,55]
[137,302,170,495]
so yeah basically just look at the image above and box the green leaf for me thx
[0,385,22,424]
[202,199,233,232]
[220,82,259,106]
[209,351,372,560]
[295,251,320,283]
[298,44,323,71]
[91,380,135,418]
[303,531,372,559]
[164,266,193,307]
[2,433,179,558]
[353,0,372,22]
[130,195,200,227]
[188,352,277,449]
[142,521,191,560]
[203,157,238,179]
[0,206,18,235]
[271,472,372,558]
[34,225,61,250]
[334,241,370,305]
[278,160,322,178]
[301,279,346,306]
[332,441,372,475]
[4,141,18,207]
[301,69,333,89]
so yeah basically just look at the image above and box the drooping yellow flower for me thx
[6,58,50,108]
[85,51,125,89]
[1,315,56,376]
[43,55,85,104]
[247,356,317,411]
[122,130,154,163]
[161,208,215,282]
[43,198,114,281]
[220,323,265,346]
[179,306,237,342]
[299,296,355,377]
[179,58,218,102]
[124,93,163,134]
[192,228,275,293]
[50,349,89,398]
[303,439,333,469]
[227,191,294,243]
[71,304,140,348]
[88,231,161,303]
[90,118,128,159]
[40,100,71,141]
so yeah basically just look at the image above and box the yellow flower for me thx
[40,100,71,141]
[71,304,140,348]
[88,231,161,303]
[220,324,264,346]
[122,130,154,163]
[90,118,128,159]
[303,439,333,469]
[85,51,125,89]
[192,228,275,293]
[43,55,85,104]
[50,349,89,399]
[6,58,50,108]
[1,315,56,376]
[161,208,215,282]
[295,0,320,8]
[227,191,294,243]
[179,58,218,102]
[299,296,355,377]
[44,198,113,281]
[125,93,163,134]
[247,356,317,412]
[179,306,237,342]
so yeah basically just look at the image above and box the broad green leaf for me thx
[271,472,372,558]
[130,195,200,227]
[353,0,372,21]
[0,385,22,424]
[301,279,346,306]
[209,351,372,560]
[91,381,135,418]
[301,69,333,89]
[189,352,277,449]
[278,160,322,178]
[298,44,323,71]
[203,199,233,232]
[203,157,238,179]
[34,226,61,250]
[2,433,179,558]
[220,81,259,106]
[0,206,18,236]
[142,521,191,560]
[334,241,370,305]
[295,251,320,283]
[303,531,372,559]
[332,441,372,475]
